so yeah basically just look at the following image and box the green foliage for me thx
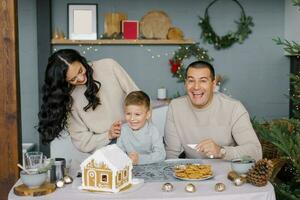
[273,37,300,55]
[253,119,300,183]
[274,182,300,200]
[290,74,300,118]
[255,1,300,199]
[198,0,254,50]
[100,32,123,39]
[292,0,300,7]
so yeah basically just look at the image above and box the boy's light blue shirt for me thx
[116,122,166,165]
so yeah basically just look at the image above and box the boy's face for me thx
[125,104,150,131]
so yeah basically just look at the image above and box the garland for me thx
[169,43,213,82]
[198,0,254,50]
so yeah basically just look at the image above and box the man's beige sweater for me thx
[164,93,262,161]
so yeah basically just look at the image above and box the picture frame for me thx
[68,4,98,40]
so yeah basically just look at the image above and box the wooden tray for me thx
[14,182,56,196]
[140,10,172,39]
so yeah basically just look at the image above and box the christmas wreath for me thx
[198,0,254,50]
[169,43,213,82]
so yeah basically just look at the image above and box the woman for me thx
[38,49,138,153]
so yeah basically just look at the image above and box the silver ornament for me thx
[215,183,226,192]
[233,177,245,186]
[63,175,73,184]
[56,179,65,188]
[185,183,196,193]
[161,182,174,192]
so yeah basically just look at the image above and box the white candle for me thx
[157,87,167,100]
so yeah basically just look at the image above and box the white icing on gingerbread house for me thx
[80,144,132,193]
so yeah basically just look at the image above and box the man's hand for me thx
[195,139,222,158]
[108,121,121,139]
[128,152,139,165]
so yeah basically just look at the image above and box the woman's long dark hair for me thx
[38,49,101,144]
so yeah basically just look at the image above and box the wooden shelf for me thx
[51,38,194,45]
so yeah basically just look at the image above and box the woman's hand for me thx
[128,152,139,165]
[108,121,122,139]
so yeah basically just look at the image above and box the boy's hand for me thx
[128,152,139,165]
[108,121,121,139]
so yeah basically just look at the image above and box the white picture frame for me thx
[68,4,97,40]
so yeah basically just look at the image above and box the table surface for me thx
[8,159,276,200]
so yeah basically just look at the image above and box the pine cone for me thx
[246,159,273,187]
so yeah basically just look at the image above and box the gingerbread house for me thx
[80,144,133,193]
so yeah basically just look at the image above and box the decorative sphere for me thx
[215,183,226,192]
[185,183,196,193]
[161,182,174,192]
[233,177,245,186]
[56,180,65,188]
[63,175,73,184]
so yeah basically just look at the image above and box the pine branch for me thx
[292,0,300,7]
[273,37,300,55]
[254,119,300,181]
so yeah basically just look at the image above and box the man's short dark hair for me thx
[185,60,215,80]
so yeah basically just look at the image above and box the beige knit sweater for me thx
[165,93,262,161]
[68,58,138,153]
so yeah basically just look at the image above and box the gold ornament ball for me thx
[185,183,196,193]
[63,175,73,184]
[233,177,245,186]
[161,182,174,192]
[215,183,226,192]
[56,179,65,188]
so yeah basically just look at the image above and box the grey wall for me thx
[18,0,289,146]
[285,0,300,43]
[18,0,39,146]
[51,0,290,120]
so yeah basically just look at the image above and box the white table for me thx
[8,159,276,200]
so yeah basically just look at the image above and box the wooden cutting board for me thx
[14,182,56,196]
[104,12,128,36]
[140,10,172,39]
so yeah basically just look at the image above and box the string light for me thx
[59,43,232,99]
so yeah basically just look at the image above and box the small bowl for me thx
[20,170,47,188]
[231,158,255,174]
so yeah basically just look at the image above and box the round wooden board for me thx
[140,10,172,39]
[14,182,56,196]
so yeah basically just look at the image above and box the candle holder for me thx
[157,87,167,100]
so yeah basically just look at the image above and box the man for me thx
[164,61,262,161]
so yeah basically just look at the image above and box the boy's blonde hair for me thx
[125,91,150,110]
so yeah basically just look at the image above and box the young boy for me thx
[116,91,166,165]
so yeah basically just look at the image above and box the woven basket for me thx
[254,120,288,181]
[261,140,280,159]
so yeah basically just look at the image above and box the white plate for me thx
[173,173,214,181]
[173,164,214,181]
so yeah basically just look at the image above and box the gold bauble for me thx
[63,175,73,184]
[215,183,226,192]
[56,179,65,188]
[161,182,174,192]
[185,183,196,193]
